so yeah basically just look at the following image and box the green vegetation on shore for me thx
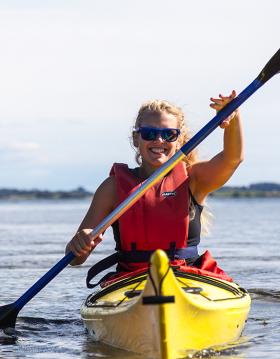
[0,183,280,200]
[209,183,280,198]
[0,187,92,200]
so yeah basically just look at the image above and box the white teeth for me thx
[150,148,165,154]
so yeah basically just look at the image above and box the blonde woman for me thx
[65,91,242,281]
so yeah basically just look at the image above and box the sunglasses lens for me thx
[162,129,179,142]
[140,128,157,141]
[137,127,180,142]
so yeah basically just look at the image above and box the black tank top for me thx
[188,190,203,247]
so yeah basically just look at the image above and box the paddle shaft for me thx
[3,48,280,323]
[12,78,266,311]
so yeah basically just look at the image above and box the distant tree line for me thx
[1,183,280,200]
[0,187,93,200]
[210,182,280,198]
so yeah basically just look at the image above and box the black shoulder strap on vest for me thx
[86,252,120,288]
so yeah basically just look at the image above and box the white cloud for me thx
[9,141,40,151]
[0,141,48,164]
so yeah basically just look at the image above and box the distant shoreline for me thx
[209,183,280,198]
[1,183,280,200]
[0,187,92,201]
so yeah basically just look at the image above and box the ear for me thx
[132,131,139,147]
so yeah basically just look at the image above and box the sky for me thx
[0,0,279,191]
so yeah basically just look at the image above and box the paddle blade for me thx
[0,303,18,330]
[257,48,280,84]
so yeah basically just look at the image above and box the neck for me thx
[138,164,157,179]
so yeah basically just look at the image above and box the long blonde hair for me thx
[132,99,211,236]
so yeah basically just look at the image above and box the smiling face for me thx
[133,111,180,176]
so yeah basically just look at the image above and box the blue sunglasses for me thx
[135,127,181,142]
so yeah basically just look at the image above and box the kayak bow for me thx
[81,250,251,358]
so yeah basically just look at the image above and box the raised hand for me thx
[210,90,239,129]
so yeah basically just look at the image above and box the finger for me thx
[219,90,236,99]
[94,235,103,244]
[79,236,92,251]
[70,242,86,257]
[79,228,94,239]
[90,241,99,250]
[75,240,90,255]
[78,230,94,247]
[231,89,236,98]
[68,243,79,257]
[210,103,223,111]
[220,119,231,128]
[75,232,92,250]
[91,234,103,248]
[210,101,223,106]
[225,90,236,100]
[79,228,92,236]
[210,97,224,104]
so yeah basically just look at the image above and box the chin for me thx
[149,158,169,167]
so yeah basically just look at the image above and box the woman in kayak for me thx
[65,91,242,279]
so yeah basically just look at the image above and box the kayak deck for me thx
[81,250,251,359]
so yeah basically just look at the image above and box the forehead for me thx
[141,111,178,128]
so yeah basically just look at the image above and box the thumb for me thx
[91,233,103,247]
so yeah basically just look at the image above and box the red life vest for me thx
[110,162,191,270]
[86,162,233,288]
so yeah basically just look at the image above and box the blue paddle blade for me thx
[0,251,75,329]
[0,303,18,330]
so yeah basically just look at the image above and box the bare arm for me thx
[189,90,244,204]
[65,176,117,265]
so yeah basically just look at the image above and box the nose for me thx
[153,134,165,143]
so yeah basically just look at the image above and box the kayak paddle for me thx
[0,48,279,332]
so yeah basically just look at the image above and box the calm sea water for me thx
[0,198,280,359]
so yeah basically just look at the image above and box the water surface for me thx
[0,198,280,358]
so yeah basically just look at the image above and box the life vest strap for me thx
[86,247,198,288]
[86,252,120,289]
[119,246,198,262]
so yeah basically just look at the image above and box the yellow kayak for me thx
[81,250,251,359]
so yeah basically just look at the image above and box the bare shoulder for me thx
[78,176,118,230]
[93,175,118,209]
